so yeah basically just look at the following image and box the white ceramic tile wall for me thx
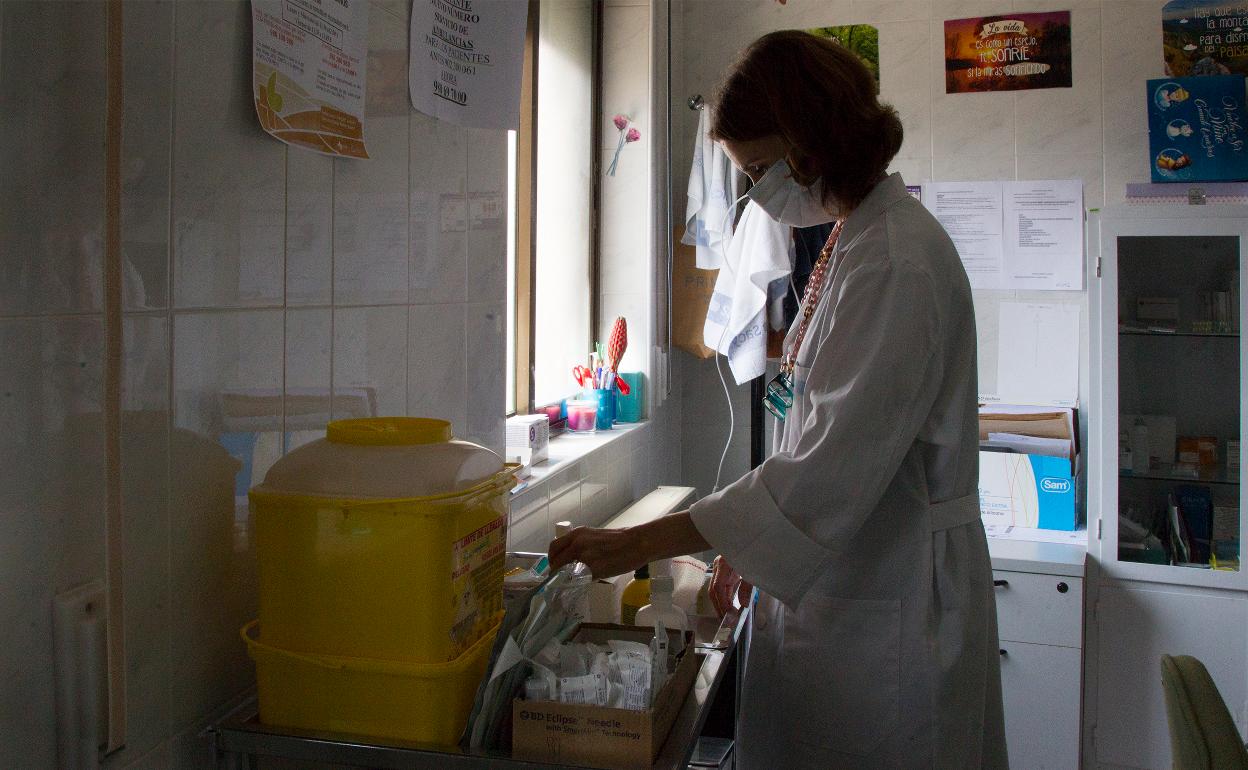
[673,0,1165,496]
[0,0,508,765]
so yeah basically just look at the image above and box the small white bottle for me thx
[635,574,689,634]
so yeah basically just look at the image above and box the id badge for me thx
[763,372,794,421]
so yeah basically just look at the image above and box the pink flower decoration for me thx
[613,114,629,131]
[625,127,640,143]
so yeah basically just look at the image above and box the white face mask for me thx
[745,159,838,227]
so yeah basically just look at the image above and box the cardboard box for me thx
[511,624,700,770]
[979,450,1077,531]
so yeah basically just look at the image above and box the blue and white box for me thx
[978,451,1077,531]
[1147,74,1248,183]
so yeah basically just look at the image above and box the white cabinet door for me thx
[999,640,1082,770]
[1094,583,1248,769]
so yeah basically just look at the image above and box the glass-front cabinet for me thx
[1091,207,1248,588]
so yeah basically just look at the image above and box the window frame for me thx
[508,0,604,417]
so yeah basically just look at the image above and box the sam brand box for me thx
[979,450,1077,531]
[1147,74,1248,183]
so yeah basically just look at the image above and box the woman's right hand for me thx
[709,555,753,618]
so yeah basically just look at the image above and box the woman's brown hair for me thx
[709,30,904,211]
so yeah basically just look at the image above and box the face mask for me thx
[745,159,838,227]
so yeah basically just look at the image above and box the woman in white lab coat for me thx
[550,30,1007,769]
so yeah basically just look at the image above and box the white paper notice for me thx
[923,179,1084,290]
[923,181,1005,289]
[996,302,1080,406]
[409,0,528,130]
[1003,180,1084,290]
[251,0,369,158]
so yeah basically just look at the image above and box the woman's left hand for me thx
[548,526,647,579]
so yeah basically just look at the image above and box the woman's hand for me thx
[548,526,648,579]
[709,556,753,618]
[548,511,713,580]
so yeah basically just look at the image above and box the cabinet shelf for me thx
[1119,465,1241,486]
[1119,328,1239,339]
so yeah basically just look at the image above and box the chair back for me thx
[1161,654,1248,770]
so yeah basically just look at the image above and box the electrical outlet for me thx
[54,581,108,769]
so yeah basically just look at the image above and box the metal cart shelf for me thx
[212,609,748,769]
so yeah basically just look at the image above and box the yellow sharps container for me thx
[249,417,513,662]
[245,418,514,744]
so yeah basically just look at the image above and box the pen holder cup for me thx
[566,400,598,433]
[591,388,615,430]
[615,373,643,423]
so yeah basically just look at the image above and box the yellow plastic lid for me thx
[256,417,504,500]
[327,417,452,446]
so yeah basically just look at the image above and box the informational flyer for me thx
[1164,1,1248,77]
[944,11,1072,93]
[923,180,1084,291]
[996,301,1080,406]
[409,0,528,130]
[1003,179,1084,290]
[923,181,1005,289]
[251,0,369,158]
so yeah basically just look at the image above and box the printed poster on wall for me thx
[251,0,369,158]
[944,11,1072,93]
[805,25,880,88]
[1164,1,1248,77]
[409,0,528,130]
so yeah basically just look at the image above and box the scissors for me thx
[572,366,594,388]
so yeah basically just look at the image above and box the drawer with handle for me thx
[992,570,1082,648]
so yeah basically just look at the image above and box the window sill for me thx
[513,421,649,496]
[506,421,653,552]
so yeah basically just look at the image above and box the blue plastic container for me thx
[590,388,615,430]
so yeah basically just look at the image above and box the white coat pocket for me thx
[780,594,901,756]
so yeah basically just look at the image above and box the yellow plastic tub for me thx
[249,418,515,662]
[242,617,500,745]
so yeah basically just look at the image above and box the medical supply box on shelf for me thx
[510,624,700,770]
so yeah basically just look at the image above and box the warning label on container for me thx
[450,516,505,655]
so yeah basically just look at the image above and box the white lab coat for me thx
[689,174,1008,769]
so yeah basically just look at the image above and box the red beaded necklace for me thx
[780,221,843,378]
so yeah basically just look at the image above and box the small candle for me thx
[566,400,598,432]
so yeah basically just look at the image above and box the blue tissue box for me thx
[1147,75,1248,183]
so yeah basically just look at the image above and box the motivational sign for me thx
[944,11,1072,93]
[409,0,528,130]
[251,0,369,158]
[1164,1,1248,77]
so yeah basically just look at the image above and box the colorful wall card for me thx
[944,11,1072,93]
[251,0,369,158]
[1164,1,1248,77]
[806,25,880,88]
[1147,74,1248,182]
[409,0,528,130]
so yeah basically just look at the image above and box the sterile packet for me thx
[607,639,653,711]
[558,670,612,706]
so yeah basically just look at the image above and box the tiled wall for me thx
[0,0,507,766]
[674,0,1162,496]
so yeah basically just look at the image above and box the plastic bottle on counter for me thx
[620,564,651,626]
[635,573,688,634]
